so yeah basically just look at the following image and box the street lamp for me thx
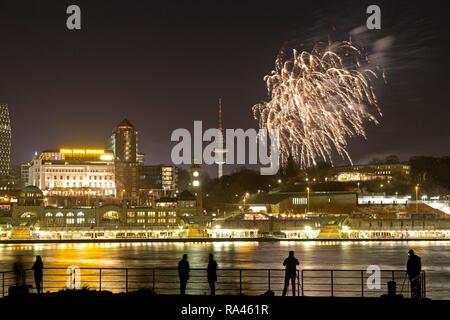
[306,187,311,213]
[243,192,249,210]
[415,184,419,213]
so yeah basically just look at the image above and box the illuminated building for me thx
[139,165,178,191]
[139,165,178,204]
[177,190,197,217]
[1,186,186,240]
[0,175,14,191]
[28,148,116,197]
[137,152,145,165]
[0,103,11,178]
[20,162,31,187]
[246,192,357,214]
[111,119,139,201]
[9,164,21,187]
[330,164,411,182]
[161,165,177,190]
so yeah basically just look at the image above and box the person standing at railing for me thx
[282,251,300,296]
[407,249,422,299]
[207,254,218,295]
[178,254,190,295]
[13,255,25,288]
[32,256,44,294]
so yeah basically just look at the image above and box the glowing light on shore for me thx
[253,41,382,168]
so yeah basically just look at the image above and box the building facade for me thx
[139,165,177,190]
[247,192,358,214]
[28,148,116,197]
[111,119,139,201]
[0,103,11,177]
[20,162,31,187]
[330,164,411,182]
[0,185,191,240]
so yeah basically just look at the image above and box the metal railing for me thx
[301,269,426,298]
[1,267,301,297]
[1,267,426,298]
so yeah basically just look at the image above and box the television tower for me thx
[215,98,227,178]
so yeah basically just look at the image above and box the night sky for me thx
[0,0,449,175]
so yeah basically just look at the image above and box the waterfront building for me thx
[246,192,358,214]
[28,148,116,198]
[1,185,185,240]
[0,185,207,240]
[2,185,450,241]
[111,119,139,201]
[357,193,410,205]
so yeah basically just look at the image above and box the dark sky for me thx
[0,0,449,175]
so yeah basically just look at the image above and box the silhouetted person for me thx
[32,256,44,294]
[207,254,217,295]
[407,249,422,299]
[282,251,300,296]
[13,255,25,287]
[178,254,190,295]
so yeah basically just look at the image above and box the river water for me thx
[0,241,449,299]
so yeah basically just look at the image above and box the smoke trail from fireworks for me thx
[253,41,382,169]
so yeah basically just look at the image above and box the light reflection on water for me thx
[0,241,449,299]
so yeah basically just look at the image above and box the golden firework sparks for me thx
[253,41,382,168]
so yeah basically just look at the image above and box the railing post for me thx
[152,269,155,292]
[268,270,271,292]
[330,270,334,297]
[2,272,4,298]
[422,272,426,299]
[239,270,242,295]
[301,270,304,297]
[361,270,364,297]
[99,268,102,291]
[125,269,128,293]
[297,270,300,296]
[424,272,427,298]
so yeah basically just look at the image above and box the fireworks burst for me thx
[253,41,382,169]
